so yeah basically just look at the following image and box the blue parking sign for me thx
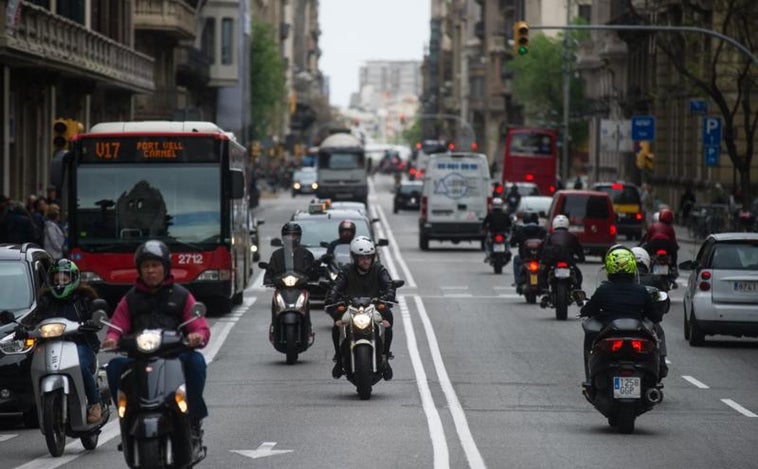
[702,116,722,167]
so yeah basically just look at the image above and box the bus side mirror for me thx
[230,170,245,199]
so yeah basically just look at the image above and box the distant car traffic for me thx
[394,180,423,213]
[329,201,368,216]
[592,182,644,240]
[680,233,758,346]
[515,195,553,225]
[291,168,318,196]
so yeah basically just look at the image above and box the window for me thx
[203,18,216,64]
[711,242,758,270]
[562,195,610,220]
[221,18,234,65]
[319,153,364,170]
[508,132,553,156]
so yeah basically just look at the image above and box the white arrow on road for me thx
[0,434,18,442]
[231,442,293,460]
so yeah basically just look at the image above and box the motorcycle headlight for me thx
[353,312,372,330]
[39,323,66,338]
[136,330,162,353]
[282,275,298,287]
[329,271,338,281]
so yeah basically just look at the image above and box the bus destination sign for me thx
[80,137,218,163]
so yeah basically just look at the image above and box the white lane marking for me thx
[497,293,522,299]
[721,399,758,417]
[440,286,469,290]
[682,375,710,389]
[677,279,687,287]
[399,296,449,468]
[443,294,473,298]
[370,194,418,288]
[0,434,18,442]
[10,299,254,469]
[413,295,486,469]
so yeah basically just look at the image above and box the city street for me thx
[1,175,757,469]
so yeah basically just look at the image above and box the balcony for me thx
[134,0,196,40]
[175,45,210,88]
[0,2,154,92]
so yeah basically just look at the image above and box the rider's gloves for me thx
[79,319,103,332]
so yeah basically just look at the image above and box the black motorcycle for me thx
[485,232,512,274]
[540,261,583,320]
[580,287,669,434]
[643,243,678,291]
[260,237,314,364]
[102,303,207,469]
[517,238,544,304]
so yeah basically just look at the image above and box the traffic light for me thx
[635,141,654,171]
[52,118,69,151]
[513,21,529,55]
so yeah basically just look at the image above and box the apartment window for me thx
[221,18,234,65]
[578,5,591,22]
[203,18,216,64]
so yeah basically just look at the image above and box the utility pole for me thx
[561,0,571,185]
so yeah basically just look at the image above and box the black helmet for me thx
[281,222,302,245]
[338,219,356,241]
[524,212,539,224]
[134,240,171,275]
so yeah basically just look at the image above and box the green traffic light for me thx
[518,47,528,55]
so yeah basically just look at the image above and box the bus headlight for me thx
[197,270,232,281]
[80,271,103,282]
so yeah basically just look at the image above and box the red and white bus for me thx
[51,121,253,314]
[501,127,558,195]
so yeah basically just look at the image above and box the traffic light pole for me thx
[560,0,572,186]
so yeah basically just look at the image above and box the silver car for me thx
[680,233,758,346]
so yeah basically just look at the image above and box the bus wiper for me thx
[164,238,204,252]
[80,243,136,253]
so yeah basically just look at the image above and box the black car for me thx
[0,243,54,427]
[394,180,423,213]
[249,217,264,262]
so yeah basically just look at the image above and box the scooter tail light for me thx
[174,384,189,413]
[656,249,667,256]
[528,261,539,272]
[556,261,569,268]
[117,391,128,419]
[494,234,505,243]
[631,339,653,353]
[596,338,624,353]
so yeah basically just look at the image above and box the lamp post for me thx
[561,0,572,185]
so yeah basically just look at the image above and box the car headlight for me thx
[353,312,372,330]
[312,182,319,189]
[136,330,162,353]
[40,323,66,338]
[293,182,302,190]
[282,275,298,287]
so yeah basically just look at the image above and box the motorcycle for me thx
[517,238,544,304]
[580,287,669,434]
[540,261,584,320]
[259,237,315,364]
[0,302,111,457]
[330,281,404,400]
[486,232,512,274]
[101,303,208,469]
[647,246,678,291]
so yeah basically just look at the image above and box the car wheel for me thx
[688,310,706,346]
[683,304,690,340]
[393,204,398,214]
[419,233,429,251]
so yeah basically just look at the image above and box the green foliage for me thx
[402,117,422,146]
[250,20,286,141]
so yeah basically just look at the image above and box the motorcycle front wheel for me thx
[354,344,373,400]
[285,324,299,365]
[136,438,166,469]
[81,432,99,450]
[42,390,67,457]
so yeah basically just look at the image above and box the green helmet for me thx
[604,247,637,276]
[48,258,80,299]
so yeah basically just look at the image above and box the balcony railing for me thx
[134,0,196,39]
[1,2,154,92]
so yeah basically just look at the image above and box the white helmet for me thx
[651,212,660,223]
[492,197,504,210]
[350,236,376,257]
[631,247,651,270]
[552,214,570,230]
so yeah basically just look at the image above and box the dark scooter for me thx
[517,238,544,304]
[540,261,584,320]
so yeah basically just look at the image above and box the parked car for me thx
[680,233,758,346]
[546,190,617,257]
[249,216,264,262]
[592,182,644,240]
[515,195,553,225]
[394,180,423,213]
[291,168,318,196]
[0,243,54,427]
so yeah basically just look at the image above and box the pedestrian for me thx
[4,201,39,245]
[44,204,66,259]
[679,186,696,224]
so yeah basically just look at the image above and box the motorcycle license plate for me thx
[653,264,669,275]
[493,244,506,252]
[529,274,538,285]
[613,377,641,399]
[554,268,571,278]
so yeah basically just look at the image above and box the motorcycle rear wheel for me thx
[354,345,373,400]
[554,283,568,320]
[524,292,536,304]
[615,407,636,434]
[285,324,299,365]
[42,390,66,457]
[493,262,503,274]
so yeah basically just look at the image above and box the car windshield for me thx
[518,197,551,213]
[0,262,33,311]
[294,171,316,183]
[596,185,640,204]
[399,183,423,195]
[711,241,758,270]
[562,195,610,220]
[508,132,553,156]
[297,218,372,247]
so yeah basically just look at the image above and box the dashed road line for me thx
[721,399,758,418]
[682,375,709,389]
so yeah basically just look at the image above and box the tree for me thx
[250,20,286,141]
[630,0,758,207]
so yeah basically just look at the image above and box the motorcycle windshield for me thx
[282,235,297,273]
[333,243,352,267]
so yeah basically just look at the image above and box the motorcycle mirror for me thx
[0,310,15,324]
[190,303,207,318]
[92,309,108,323]
[270,238,283,247]
[392,279,405,289]
[258,261,269,270]
[257,219,265,226]
[655,291,669,302]
[91,298,109,315]
[377,239,389,247]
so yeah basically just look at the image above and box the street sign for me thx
[689,99,708,114]
[702,116,722,167]
[599,119,633,152]
[631,115,656,141]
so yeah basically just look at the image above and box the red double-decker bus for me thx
[50,121,253,314]
[501,127,558,195]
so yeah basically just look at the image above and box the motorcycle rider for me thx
[641,207,679,267]
[101,240,211,448]
[326,236,397,380]
[579,247,666,385]
[324,219,356,257]
[482,197,513,262]
[263,222,319,285]
[21,259,105,424]
[504,184,521,215]
[510,212,547,292]
[539,214,585,293]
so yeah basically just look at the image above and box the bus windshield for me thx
[74,164,221,247]
[508,132,554,156]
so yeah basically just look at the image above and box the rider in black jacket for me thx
[263,222,319,286]
[326,236,396,380]
[482,197,512,260]
[580,247,665,382]
[510,212,547,290]
[539,214,585,290]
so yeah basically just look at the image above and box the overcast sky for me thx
[319,0,430,109]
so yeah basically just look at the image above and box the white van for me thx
[418,152,491,250]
